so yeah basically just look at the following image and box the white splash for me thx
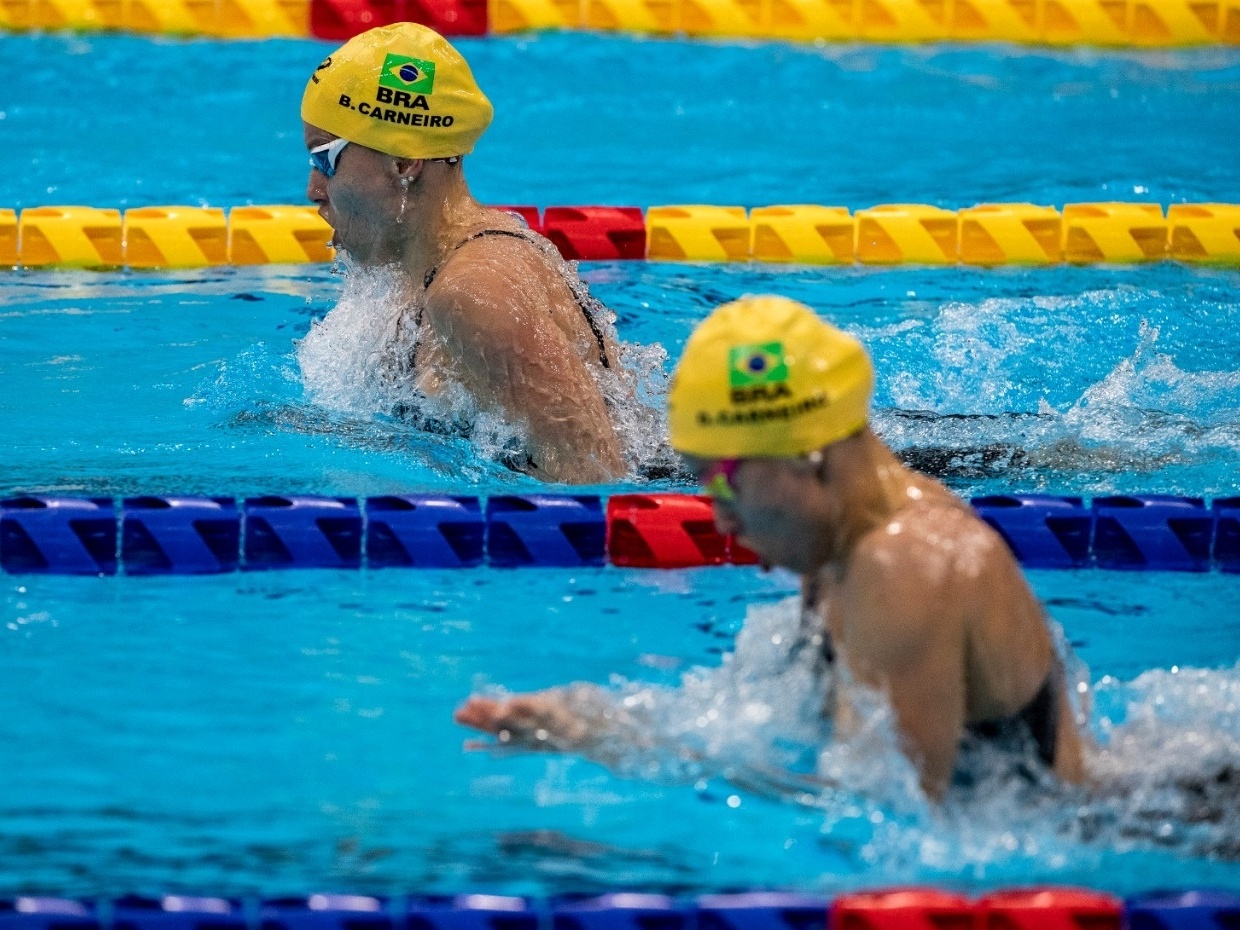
[1062,321,1240,451]
[871,301,1240,487]
[294,261,677,479]
[524,595,1240,872]
[296,263,419,416]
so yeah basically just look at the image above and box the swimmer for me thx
[301,23,625,484]
[456,296,1086,800]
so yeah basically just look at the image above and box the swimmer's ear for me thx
[393,158,426,186]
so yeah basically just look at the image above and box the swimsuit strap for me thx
[422,228,530,289]
[798,575,837,667]
[422,227,613,369]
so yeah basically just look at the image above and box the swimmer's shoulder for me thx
[429,221,560,305]
[424,231,533,310]
[837,514,1005,680]
[835,530,961,669]
[421,243,585,369]
[848,501,1009,603]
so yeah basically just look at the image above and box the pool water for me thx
[2,566,1239,895]
[2,35,1239,208]
[3,260,1239,497]
[2,29,1240,897]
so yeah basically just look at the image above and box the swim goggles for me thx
[700,459,742,502]
[308,138,350,177]
[699,449,827,502]
[309,140,465,178]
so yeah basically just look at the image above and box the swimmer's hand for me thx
[454,689,599,753]
[455,689,841,802]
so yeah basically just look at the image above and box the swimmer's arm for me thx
[836,538,966,800]
[455,688,832,799]
[424,273,625,484]
[454,686,649,766]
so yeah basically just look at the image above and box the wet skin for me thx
[303,123,625,484]
[458,430,1086,799]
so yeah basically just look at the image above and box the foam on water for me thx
[295,261,678,481]
[867,294,1240,491]
[504,594,1240,876]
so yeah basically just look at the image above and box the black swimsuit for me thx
[965,666,1061,767]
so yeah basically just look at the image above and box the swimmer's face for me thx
[687,455,830,574]
[303,122,420,265]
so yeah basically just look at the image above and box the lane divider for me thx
[1,202,1238,269]
[1,0,1238,46]
[0,205,333,270]
[1,492,1237,574]
[0,889,1236,930]
[0,0,312,34]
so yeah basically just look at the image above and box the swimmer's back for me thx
[829,496,1085,788]
[414,208,626,482]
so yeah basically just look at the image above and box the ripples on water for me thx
[190,263,1240,885]
[487,596,1240,877]
[295,262,680,481]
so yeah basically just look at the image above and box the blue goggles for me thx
[308,138,350,178]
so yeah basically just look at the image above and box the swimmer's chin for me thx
[328,239,356,267]
[319,221,343,252]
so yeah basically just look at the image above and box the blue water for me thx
[1,36,1239,208]
[3,567,1239,895]
[2,261,1238,497]
[2,30,1240,896]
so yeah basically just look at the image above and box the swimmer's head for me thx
[301,23,493,160]
[668,295,874,459]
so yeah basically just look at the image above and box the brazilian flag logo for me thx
[379,53,436,95]
[728,342,788,388]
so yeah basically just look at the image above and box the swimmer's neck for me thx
[392,164,495,288]
[806,429,936,575]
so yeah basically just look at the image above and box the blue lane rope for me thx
[2,890,1238,930]
[0,493,1237,575]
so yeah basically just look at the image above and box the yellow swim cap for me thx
[301,23,493,160]
[668,295,874,459]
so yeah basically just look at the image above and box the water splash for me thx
[517,595,1240,874]
[870,300,1240,490]
[1062,321,1240,451]
[296,263,418,417]
[1085,665,1240,859]
[608,596,835,785]
[295,261,679,480]
[185,340,301,413]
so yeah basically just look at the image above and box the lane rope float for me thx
[1,202,1238,269]
[1,492,1236,573]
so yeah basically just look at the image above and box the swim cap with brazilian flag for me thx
[302,23,493,160]
[668,296,874,458]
